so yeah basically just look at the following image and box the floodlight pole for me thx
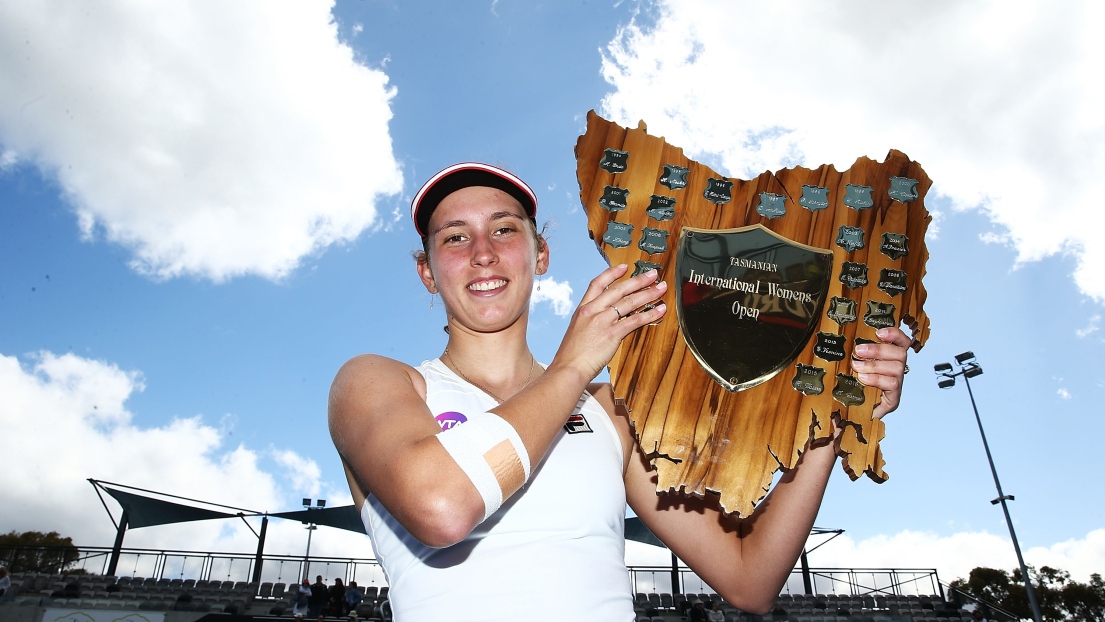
[302,498,325,579]
[936,354,1041,622]
[304,524,317,578]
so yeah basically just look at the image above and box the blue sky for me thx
[2,0,1103,586]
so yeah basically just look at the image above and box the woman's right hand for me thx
[549,264,667,382]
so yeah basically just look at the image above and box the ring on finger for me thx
[612,305,622,319]
[903,364,910,374]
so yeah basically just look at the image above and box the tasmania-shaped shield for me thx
[676,225,834,392]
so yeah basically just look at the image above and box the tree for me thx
[951,565,1105,622]
[0,531,80,574]
[1060,574,1105,622]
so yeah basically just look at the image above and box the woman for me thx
[327,577,346,617]
[329,163,910,622]
[292,579,311,619]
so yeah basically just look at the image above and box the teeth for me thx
[469,279,506,291]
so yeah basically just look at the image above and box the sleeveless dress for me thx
[359,358,635,621]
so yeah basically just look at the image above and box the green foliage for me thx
[951,565,1105,622]
[0,531,80,574]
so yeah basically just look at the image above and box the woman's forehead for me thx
[430,186,527,226]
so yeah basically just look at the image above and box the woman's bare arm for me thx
[607,326,912,613]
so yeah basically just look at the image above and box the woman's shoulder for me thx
[333,353,424,385]
[330,354,430,411]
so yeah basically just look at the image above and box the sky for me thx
[1,0,1104,590]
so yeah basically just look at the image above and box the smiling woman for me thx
[327,162,910,622]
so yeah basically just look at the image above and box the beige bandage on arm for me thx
[436,412,531,521]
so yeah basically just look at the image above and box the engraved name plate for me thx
[676,226,833,392]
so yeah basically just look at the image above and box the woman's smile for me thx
[468,278,508,292]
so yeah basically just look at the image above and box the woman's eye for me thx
[494,226,516,235]
[443,233,465,244]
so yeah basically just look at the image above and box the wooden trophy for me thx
[576,111,931,517]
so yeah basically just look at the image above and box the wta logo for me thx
[436,411,468,430]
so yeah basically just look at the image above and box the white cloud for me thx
[531,277,574,316]
[1057,388,1072,400]
[0,1,402,282]
[600,0,1105,302]
[0,350,366,559]
[272,449,323,499]
[1077,314,1100,338]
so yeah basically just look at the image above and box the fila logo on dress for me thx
[564,413,592,434]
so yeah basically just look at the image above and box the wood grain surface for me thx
[575,111,931,517]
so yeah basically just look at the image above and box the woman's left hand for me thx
[851,326,912,419]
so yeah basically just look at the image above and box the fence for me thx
[3,545,942,598]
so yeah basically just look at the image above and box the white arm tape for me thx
[436,412,531,521]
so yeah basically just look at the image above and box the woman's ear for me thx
[535,236,550,276]
[416,255,438,293]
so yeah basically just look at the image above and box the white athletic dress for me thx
[360,358,635,622]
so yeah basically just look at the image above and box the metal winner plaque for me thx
[575,111,932,517]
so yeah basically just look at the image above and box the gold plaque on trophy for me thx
[576,111,931,517]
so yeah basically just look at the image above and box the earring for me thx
[430,293,436,309]
[536,280,542,292]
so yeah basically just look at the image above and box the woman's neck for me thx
[441,320,539,402]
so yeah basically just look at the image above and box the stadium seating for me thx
[0,570,986,622]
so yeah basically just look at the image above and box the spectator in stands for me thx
[707,602,726,622]
[308,575,327,618]
[293,579,311,619]
[329,163,911,622]
[689,599,708,622]
[327,577,346,616]
[0,567,10,598]
[343,581,363,615]
[971,608,989,622]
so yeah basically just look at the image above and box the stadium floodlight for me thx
[302,498,311,508]
[317,499,326,508]
[934,351,1041,622]
[954,351,976,365]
